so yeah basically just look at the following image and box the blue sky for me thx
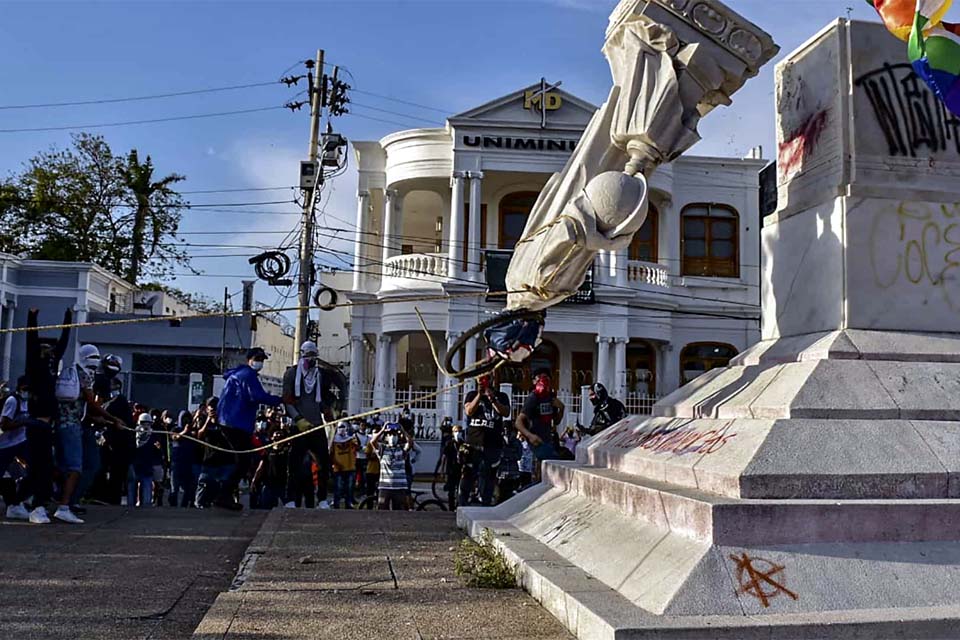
[0,0,895,306]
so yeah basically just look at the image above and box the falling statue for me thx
[445,0,779,378]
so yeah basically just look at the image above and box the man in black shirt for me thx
[586,382,626,435]
[516,369,565,480]
[459,373,510,506]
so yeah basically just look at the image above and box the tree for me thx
[121,150,187,285]
[8,133,192,284]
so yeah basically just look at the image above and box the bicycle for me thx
[356,488,447,511]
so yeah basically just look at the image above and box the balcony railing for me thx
[383,252,448,280]
[627,260,669,287]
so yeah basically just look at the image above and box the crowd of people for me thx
[0,309,629,524]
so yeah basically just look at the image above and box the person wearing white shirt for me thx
[0,377,35,522]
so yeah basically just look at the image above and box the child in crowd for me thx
[370,422,412,511]
[128,413,158,508]
[330,424,358,509]
[252,424,289,509]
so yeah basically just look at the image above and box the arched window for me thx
[680,342,738,385]
[629,204,659,262]
[681,203,739,277]
[498,191,539,250]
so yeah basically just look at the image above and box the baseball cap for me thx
[246,347,269,360]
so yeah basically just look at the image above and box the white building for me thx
[343,82,763,426]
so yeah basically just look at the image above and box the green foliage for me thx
[454,529,517,589]
[5,133,192,285]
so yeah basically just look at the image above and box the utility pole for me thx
[294,49,325,358]
[220,286,228,374]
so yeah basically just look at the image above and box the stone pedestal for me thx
[459,16,960,639]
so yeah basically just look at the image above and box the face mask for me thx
[303,357,317,369]
[453,431,463,442]
[110,390,120,399]
[19,391,29,401]
[386,435,399,447]
[251,361,264,372]
[534,378,551,396]
[337,428,347,437]
[256,421,269,432]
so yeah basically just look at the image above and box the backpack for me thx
[55,364,81,402]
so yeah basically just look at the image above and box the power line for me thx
[350,88,453,114]
[350,102,444,126]
[0,80,282,111]
[178,185,296,195]
[0,105,285,133]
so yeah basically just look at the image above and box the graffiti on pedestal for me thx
[596,420,737,456]
[870,201,960,308]
[729,552,798,608]
[855,63,960,158]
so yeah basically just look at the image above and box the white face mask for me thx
[386,435,399,447]
[453,431,463,442]
[250,361,264,372]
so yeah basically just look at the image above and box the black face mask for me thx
[590,384,608,406]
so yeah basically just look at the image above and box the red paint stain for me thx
[778,109,829,179]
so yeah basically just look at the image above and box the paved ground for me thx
[0,506,266,640]
[194,509,574,640]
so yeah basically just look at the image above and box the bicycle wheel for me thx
[431,476,446,501]
[357,495,377,511]
[416,498,448,511]
[444,309,544,380]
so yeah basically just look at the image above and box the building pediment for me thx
[448,81,598,132]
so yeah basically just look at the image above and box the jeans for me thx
[127,465,153,508]
[355,458,367,495]
[170,462,200,507]
[196,465,235,508]
[458,447,499,507]
[221,427,251,505]
[284,428,329,506]
[332,470,355,508]
[73,428,101,506]
[56,421,83,473]
[258,483,283,509]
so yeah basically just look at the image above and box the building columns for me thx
[381,189,400,267]
[353,190,370,292]
[448,172,467,278]
[596,336,611,391]
[467,171,484,276]
[348,334,365,414]
[610,248,628,287]
[373,334,392,409]
[613,337,628,400]
[657,343,678,396]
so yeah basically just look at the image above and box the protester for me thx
[251,423,289,509]
[330,423,359,509]
[436,420,461,511]
[169,410,199,507]
[460,374,511,507]
[195,397,235,509]
[497,426,524,503]
[354,421,370,498]
[515,369,564,480]
[57,343,124,523]
[217,347,282,510]
[22,308,72,524]
[282,341,334,509]
[370,422,412,511]
[362,430,380,509]
[0,376,33,520]
[128,413,158,508]
[561,426,581,457]
[98,375,135,506]
[587,382,626,435]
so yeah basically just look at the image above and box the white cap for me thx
[300,340,319,357]
[137,413,154,426]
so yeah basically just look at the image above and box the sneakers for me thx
[316,500,331,510]
[5,504,30,521]
[283,501,297,509]
[53,506,84,524]
[29,506,50,524]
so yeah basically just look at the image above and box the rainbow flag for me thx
[871,0,960,116]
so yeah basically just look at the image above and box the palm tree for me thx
[121,150,185,285]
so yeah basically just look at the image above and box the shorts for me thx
[57,421,84,473]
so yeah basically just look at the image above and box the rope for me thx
[3,290,515,335]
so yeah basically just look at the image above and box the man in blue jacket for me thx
[217,347,282,510]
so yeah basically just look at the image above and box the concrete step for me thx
[458,512,960,640]
[543,461,960,545]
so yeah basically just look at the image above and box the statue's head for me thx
[584,171,649,240]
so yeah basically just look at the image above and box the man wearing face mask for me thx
[56,344,125,523]
[460,374,510,507]
[98,368,135,506]
[586,382,626,435]
[515,369,564,481]
[217,347,282,510]
[282,341,334,509]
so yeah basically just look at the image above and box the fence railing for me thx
[624,392,660,416]
[626,260,669,287]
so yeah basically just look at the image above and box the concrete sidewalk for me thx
[0,505,265,639]
[194,509,573,640]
